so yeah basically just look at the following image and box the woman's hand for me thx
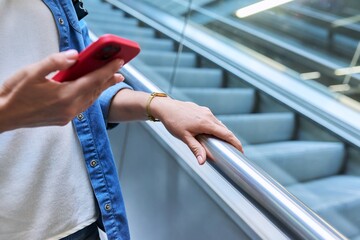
[0,50,124,133]
[151,97,243,165]
[109,89,243,165]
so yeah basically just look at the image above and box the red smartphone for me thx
[53,34,141,82]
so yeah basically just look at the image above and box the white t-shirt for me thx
[0,1,98,239]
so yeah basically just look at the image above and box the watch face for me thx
[152,92,167,97]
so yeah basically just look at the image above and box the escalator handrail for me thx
[90,30,345,239]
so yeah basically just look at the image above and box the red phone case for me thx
[53,34,141,82]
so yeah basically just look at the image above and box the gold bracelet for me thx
[146,92,168,122]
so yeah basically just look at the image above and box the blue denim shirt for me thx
[42,1,130,239]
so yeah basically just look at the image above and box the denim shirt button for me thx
[90,160,97,167]
[77,113,84,121]
[104,203,112,211]
[58,17,65,25]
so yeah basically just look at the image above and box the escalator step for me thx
[244,141,345,186]
[129,38,174,52]
[149,67,223,88]
[86,16,139,26]
[217,112,295,144]
[288,175,360,238]
[87,8,125,18]
[175,88,255,115]
[91,25,156,38]
[137,52,197,67]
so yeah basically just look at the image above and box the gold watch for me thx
[146,92,168,122]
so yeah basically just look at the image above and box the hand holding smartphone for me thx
[53,34,141,82]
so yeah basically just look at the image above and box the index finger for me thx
[201,123,244,154]
[69,58,124,93]
[34,50,79,79]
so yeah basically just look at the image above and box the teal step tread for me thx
[137,52,197,67]
[149,67,223,88]
[217,113,295,144]
[244,141,345,185]
[86,8,125,18]
[129,38,174,51]
[175,88,255,115]
[90,25,156,38]
[288,175,360,238]
[89,28,150,40]
[86,16,139,26]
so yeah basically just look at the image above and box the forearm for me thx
[108,89,169,122]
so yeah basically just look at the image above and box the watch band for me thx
[146,92,168,122]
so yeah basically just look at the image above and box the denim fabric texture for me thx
[41,1,131,239]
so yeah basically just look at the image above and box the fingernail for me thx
[114,73,125,83]
[64,49,78,58]
[197,155,204,165]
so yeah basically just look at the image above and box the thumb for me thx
[31,50,78,79]
[184,135,207,165]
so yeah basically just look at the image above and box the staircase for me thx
[84,1,360,239]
